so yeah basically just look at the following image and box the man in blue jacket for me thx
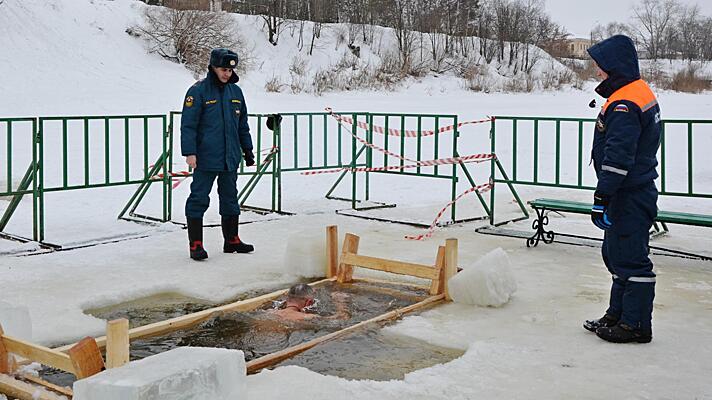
[583,35,661,343]
[181,48,255,261]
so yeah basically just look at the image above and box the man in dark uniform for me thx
[583,35,661,343]
[181,48,256,261]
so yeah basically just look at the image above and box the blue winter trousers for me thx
[185,169,240,219]
[602,182,658,330]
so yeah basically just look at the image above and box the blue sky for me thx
[545,0,712,37]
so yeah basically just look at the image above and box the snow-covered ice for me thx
[448,247,517,307]
[73,347,246,400]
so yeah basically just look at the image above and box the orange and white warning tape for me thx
[151,170,191,189]
[149,147,279,189]
[325,107,492,137]
[405,181,494,241]
[303,109,494,175]
[300,153,494,175]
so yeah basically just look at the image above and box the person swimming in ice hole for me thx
[271,283,350,321]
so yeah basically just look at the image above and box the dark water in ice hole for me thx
[39,281,463,387]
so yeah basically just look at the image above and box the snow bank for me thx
[448,248,516,307]
[73,347,246,400]
[0,300,32,341]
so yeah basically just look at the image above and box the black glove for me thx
[266,114,283,131]
[591,191,612,230]
[243,150,255,167]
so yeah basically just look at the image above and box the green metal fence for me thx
[1,110,499,246]
[271,111,490,223]
[0,115,168,243]
[0,117,38,240]
[163,111,479,222]
[489,116,712,224]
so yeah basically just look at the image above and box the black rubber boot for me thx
[583,314,619,333]
[221,215,254,253]
[596,323,652,343]
[187,218,208,261]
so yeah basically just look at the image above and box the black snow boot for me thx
[583,314,619,333]
[596,323,652,344]
[187,218,208,261]
[221,215,254,253]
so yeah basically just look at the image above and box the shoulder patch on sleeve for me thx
[184,96,194,107]
[613,104,629,113]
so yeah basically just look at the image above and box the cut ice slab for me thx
[282,228,327,277]
[0,300,33,341]
[72,347,246,400]
[448,247,517,307]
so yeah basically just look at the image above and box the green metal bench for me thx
[527,198,712,260]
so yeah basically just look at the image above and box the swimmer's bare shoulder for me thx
[269,308,318,321]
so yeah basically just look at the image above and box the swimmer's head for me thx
[286,283,315,309]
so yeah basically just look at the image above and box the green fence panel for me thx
[489,115,712,224]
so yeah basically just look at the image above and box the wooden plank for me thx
[326,225,339,278]
[55,277,336,353]
[336,233,360,283]
[68,337,105,379]
[20,374,74,398]
[351,277,431,291]
[106,319,129,369]
[429,246,446,295]
[345,283,427,303]
[2,335,74,374]
[341,253,438,280]
[246,294,446,374]
[0,374,67,400]
[444,238,458,301]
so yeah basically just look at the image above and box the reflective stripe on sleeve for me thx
[641,99,658,112]
[628,277,656,283]
[602,165,628,176]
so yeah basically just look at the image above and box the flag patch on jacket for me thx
[614,104,629,113]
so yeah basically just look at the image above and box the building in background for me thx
[566,38,593,58]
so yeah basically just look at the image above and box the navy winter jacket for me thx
[588,35,661,197]
[180,69,253,171]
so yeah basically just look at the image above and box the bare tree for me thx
[676,4,702,61]
[631,0,680,60]
[590,22,633,43]
[261,0,287,45]
[132,7,249,77]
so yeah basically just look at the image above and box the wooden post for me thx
[68,337,105,379]
[105,318,130,369]
[444,238,458,301]
[326,225,339,278]
[0,323,9,374]
[429,246,446,295]
[336,233,360,283]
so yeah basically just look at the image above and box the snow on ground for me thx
[1,1,712,399]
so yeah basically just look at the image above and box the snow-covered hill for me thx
[0,0,577,117]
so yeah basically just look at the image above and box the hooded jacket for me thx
[587,35,661,196]
[180,69,253,171]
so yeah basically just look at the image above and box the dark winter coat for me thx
[180,69,253,171]
[588,35,661,197]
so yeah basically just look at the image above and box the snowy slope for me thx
[0,0,195,116]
